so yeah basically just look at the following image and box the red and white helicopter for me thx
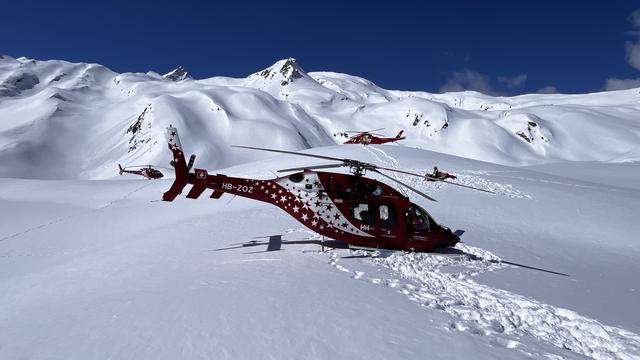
[162,127,494,252]
[341,128,406,145]
[118,164,164,179]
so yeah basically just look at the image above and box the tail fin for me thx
[396,130,405,139]
[163,126,190,201]
[118,164,124,175]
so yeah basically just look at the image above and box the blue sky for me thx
[2,0,639,94]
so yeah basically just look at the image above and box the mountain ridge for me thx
[0,55,639,179]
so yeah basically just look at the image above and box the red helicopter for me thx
[341,128,406,145]
[162,127,493,252]
[118,164,164,179]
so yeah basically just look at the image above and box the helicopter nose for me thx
[451,233,461,245]
[446,229,461,246]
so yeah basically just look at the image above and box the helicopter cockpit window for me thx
[379,204,397,228]
[407,206,430,232]
[352,203,374,225]
[288,173,304,183]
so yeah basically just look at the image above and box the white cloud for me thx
[604,10,640,91]
[626,9,640,71]
[536,86,559,94]
[626,41,640,71]
[439,69,496,95]
[440,70,529,95]
[629,9,640,27]
[605,78,640,91]
[497,74,528,89]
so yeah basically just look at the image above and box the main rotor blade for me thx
[375,166,494,194]
[124,164,155,168]
[343,128,385,133]
[372,169,437,202]
[123,165,172,173]
[277,163,345,172]
[375,166,426,178]
[437,179,495,194]
[233,145,346,163]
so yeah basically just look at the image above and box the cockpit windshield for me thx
[406,205,433,232]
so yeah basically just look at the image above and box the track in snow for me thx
[325,244,640,360]
[364,146,531,199]
[0,182,152,243]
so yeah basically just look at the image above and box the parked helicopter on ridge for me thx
[339,128,406,145]
[118,164,164,179]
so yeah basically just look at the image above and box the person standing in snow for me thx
[431,166,442,179]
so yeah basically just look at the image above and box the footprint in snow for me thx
[331,245,640,360]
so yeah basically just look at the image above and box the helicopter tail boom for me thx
[163,126,190,201]
[395,130,405,139]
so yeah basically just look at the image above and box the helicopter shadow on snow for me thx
[415,247,571,277]
[332,243,569,277]
[210,235,569,277]
[210,234,350,254]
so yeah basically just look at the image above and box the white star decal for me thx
[271,193,277,199]
[292,206,299,213]
[280,195,287,203]
[301,214,308,221]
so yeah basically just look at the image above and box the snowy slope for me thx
[1,54,640,359]
[1,145,640,359]
[1,55,640,180]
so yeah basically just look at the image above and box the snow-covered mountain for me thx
[2,55,640,359]
[162,65,192,82]
[1,55,639,179]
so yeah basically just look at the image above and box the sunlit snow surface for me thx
[1,143,639,359]
[1,55,640,358]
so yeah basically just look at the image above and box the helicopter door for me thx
[406,205,431,241]
[378,204,398,240]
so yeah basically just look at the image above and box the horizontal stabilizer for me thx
[186,184,207,199]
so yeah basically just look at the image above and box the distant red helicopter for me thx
[118,164,164,179]
[342,128,406,145]
[162,127,493,252]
